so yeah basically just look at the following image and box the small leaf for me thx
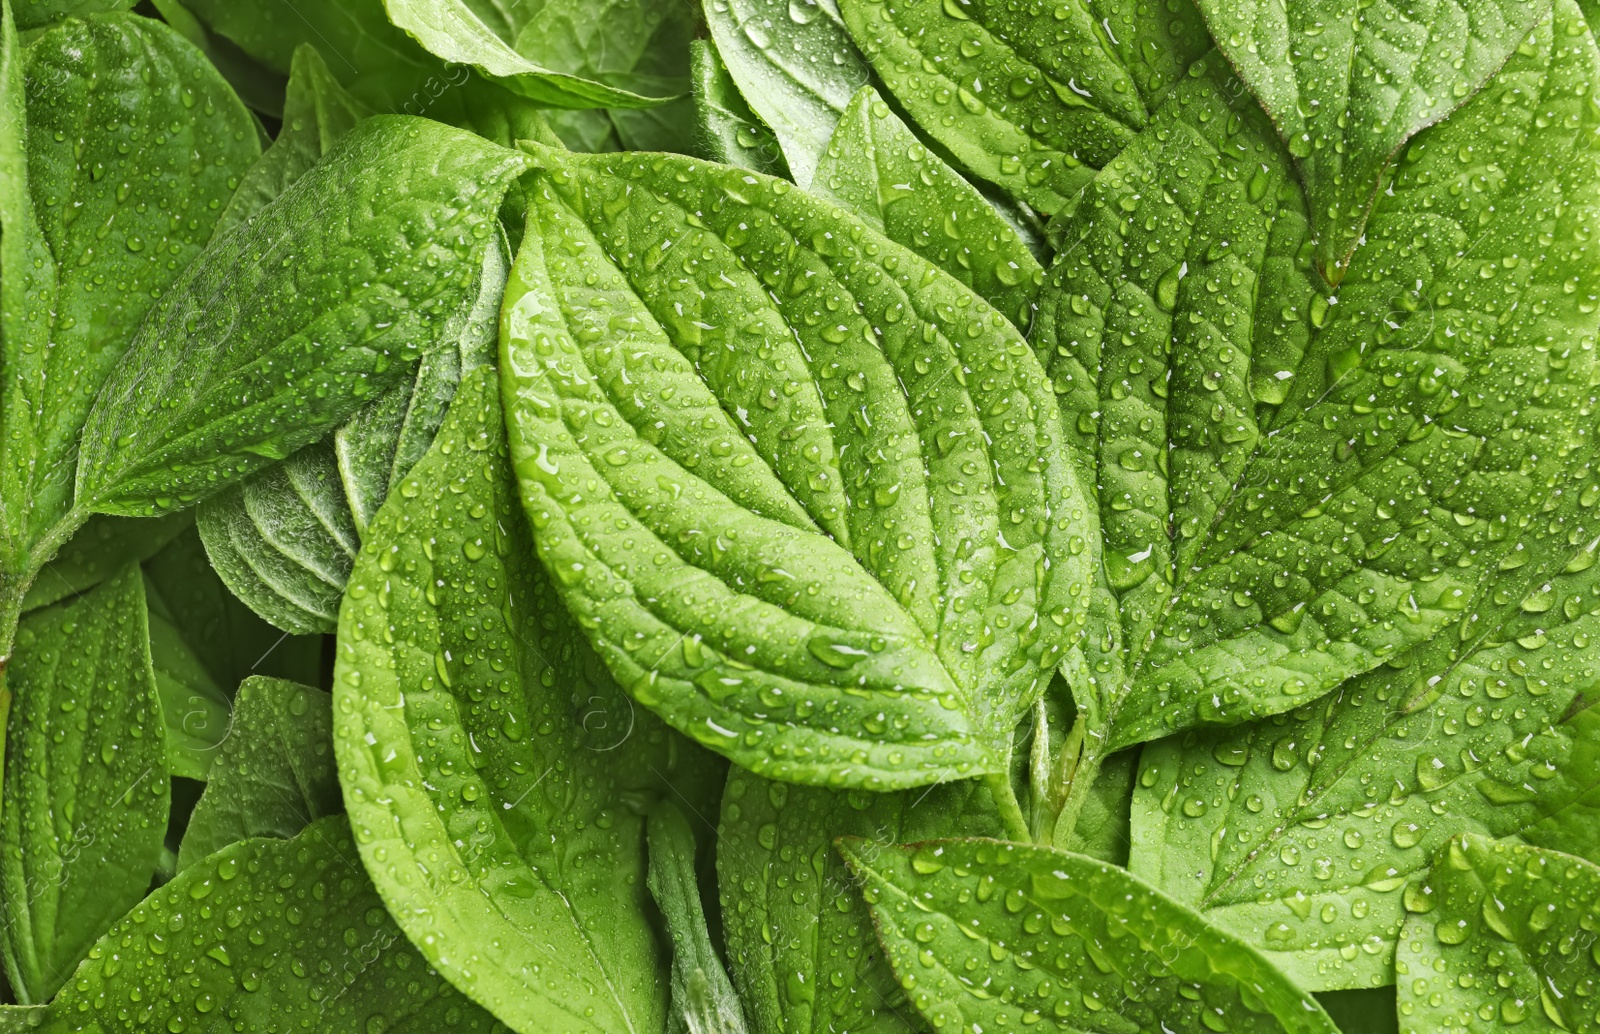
[73,116,530,517]
[502,147,1095,789]
[647,802,749,1034]
[45,818,504,1033]
[814,84,1044,333]
[0,565,167,1004]
[842,836,1339,1034]
[691,38,790,178]
[177,676,339,870]
[145,604,231,781]
[1197,0,1556,281]
[837,0,1212,214]
[334,367,724,1034]
[1396,835,1600,1033]
[704,0,871,186]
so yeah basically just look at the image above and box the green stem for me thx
[984,771,1032,844]
[1051,740,1106,849]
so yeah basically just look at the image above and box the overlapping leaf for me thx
[1395,835,1600,1032]
[501,145,1094,790]
[334,368,723,1034]
[691,37,789,178]
[841,836,1339,1033]
[0,566,166,1004]
[647,803,749,1034]
[1196,0,1557,280]
[718,771,1001,1034]
[837,0,1213,215]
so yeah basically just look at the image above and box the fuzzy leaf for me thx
[840,836,1339,1034]
[0,566,166,1004]
[501,147,1094,789]
[334,367,723,1034]
[1196,0,1556,281]
[1396,836,1600,1033]
[73,116,529,517]
[690,38,789,178]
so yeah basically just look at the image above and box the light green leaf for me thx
[214,43,371,238]
[335,367,723,1034]
[146,606,231,781]
[0,11,258,586]
[719,769,1001,1034]
[1033,1,1600,774]
[0,565,167,1004]
[177,676,339,870]
[647,802,749,1034]
[1196,0,1556,282]
[142,526,325,690]
[22,513,190,613]
[1396,835,1600,1033]
[840,836,1339,1034]
[703,0,871,186]
[815,85,1044,333]
[44,817,506,1033]
[501,146,1094,790]
[837,0,1212,215]
[382,0,677,108]
[8,0,132,29]
[73,116,529,518]
[690,38,789,178]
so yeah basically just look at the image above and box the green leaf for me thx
[21,513,190,613]
[647,802,749,1034]
[142,526,325,690]
[703,0,871,186]
[1395,835,1600,1033]
[837,0,1212,215]
[1033,1,1600,767]
[8,0,132,30]
[1315,988,1397,1034]
[839,836,1339,1034]
[0,11,258,582]
[1196,0,1556,282]
[718,769,1002,1034]
[146,0,289,117]
[177,676,339,870]
[0,565,167,1004]
[146,605,231,781]
[214,44,371,238]
[381,0,677,108]
[334,367,723,1034]
[1060,746,1136,864]
[690,38,789,178]
[73,116,530,518]
[814,85,1044,333]
[44,817,505,1033]
[501,146,1094,790]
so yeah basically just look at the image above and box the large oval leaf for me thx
[334,367,723,1034]
[500,146,1095,791]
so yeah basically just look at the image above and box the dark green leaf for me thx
[647,802,749,1034]
[381,0,679,107]
[22,513,190,613]
[334,367,722,1034]
[502,147,1094,790]
[1196,0,1556,281]
[1315,988,1397,1034]
[0,565,167,1004]
[143,526,324,690]
[719,769,1001,1034]
[1395,835,1599,1033]
[840,837,1338,1034]
[44,817,506,1033]
[0,11,258,584]
[146,0,289,117]
[690,38,789,178]
[814,84,1044,333]
[837,0,1212,215]
[73,116,529,517]
[703,0,871,186]
[146,605,231,781]
[177,676,338,870]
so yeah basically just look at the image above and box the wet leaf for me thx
[691,37,790,178]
